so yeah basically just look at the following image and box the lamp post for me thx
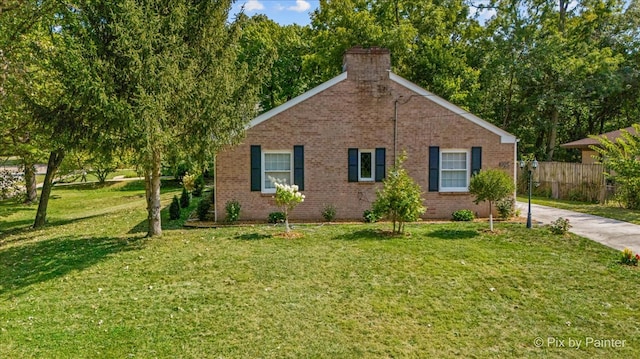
[520,158,538,228]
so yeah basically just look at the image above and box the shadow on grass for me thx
[234,233,273,240]
[428,229,479,240]
[332,229,395,241]
[0,235,146,296]
[1,213,109,243]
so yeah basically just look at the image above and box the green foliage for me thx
[182,173,196,192]
[591,125,640,210]
[549,217,572,235]
[452,209,474,222]
[192,175,205,197]
[169,196,181,220]
[274,183,305,232]
[321,204,337,222]
[225,199,241,224]
[469,169,515,231]
[372,154,425,234]
[268,211,285,224]
[363,209,381,223]
[180,187,190,208]
[620,248,639,266]
[496,197,515,220]
[196,193,213,221]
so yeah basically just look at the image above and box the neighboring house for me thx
[215,47,517,222]
[561,126,638,164]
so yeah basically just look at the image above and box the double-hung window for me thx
[358,149,374,181]
[440,150,469,192]
[262,151,292,193]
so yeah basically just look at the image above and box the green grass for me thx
[1,184,639,358]
[518,195,640,225]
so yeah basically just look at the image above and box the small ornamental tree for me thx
[180,187,190,208]
[372,154,426,234]
[468,169,515,231]
[273,182,305,233]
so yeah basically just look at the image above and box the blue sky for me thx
[231,0,319,26]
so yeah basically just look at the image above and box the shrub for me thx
[182,173,196,192]
[169,195,181,220]
[273,182,305,232]
[496,197,515,220]
[363,209,381,223]
[321,204,337,222]
[549,217,571,235]
[180,187,190,208]
[620,248,639,266]
[196,193,212,221]
[0,170,23,200]
[192,175,205,197]
[469,169,515,231]
[225,199,241,223]
[452,209,474,221]
[268,211,285,224]
[592,124,640,209]
[372,154,425,234]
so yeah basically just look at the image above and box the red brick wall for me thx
[215,52,516,222]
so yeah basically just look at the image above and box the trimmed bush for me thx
[268,211,285,224]
[192,175,205,197]
[496,197,515,220]
[452,209,474,221]
[363,209,381,223]
[321,204,337,222]
[196,193,212,221]
[169,195,181,220]
[180,187,190,208]
[225,199,241,223]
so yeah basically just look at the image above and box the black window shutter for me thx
[348,148,358,182]
[293,145,304,190]
[428,146,440,192]
[471,147,482,176]
[250,145,261,191]
[375,148,386,182]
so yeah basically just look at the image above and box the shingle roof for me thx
[560,125,638,149]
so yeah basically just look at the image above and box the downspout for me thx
[394,99,398,164]
[514,139,519,199]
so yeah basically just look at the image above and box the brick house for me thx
[214,47,517,222]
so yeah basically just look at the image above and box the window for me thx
[358,149,374,181]
[262,151,292,193]
[440,150,469,191]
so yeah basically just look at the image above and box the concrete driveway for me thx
[516,201,640,254]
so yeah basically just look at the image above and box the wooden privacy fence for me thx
[517,162,607,203]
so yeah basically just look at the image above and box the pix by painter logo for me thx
[534,336,626,349]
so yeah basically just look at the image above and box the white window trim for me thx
[261,150,293,194]
[358,149,375,182]
[440,149,470,192]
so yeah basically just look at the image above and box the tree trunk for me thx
[33,149,65,228]
[546,107,559,161]
[489,201,494,232]
[23,161,37,204]
[145,150,163,237]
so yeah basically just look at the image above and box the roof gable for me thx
[561,125,639,149]
[246,71,517,144]
[389,74,516,144]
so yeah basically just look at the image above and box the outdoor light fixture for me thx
[520,158,538,228]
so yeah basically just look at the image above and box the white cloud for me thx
[287,0,311,12]
[244,0,264,12]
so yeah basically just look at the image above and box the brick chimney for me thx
[343,47,391,82]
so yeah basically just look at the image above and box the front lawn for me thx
[1,183,639,358]
[518,195,640,225]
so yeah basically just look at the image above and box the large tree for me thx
[42,0,264,236]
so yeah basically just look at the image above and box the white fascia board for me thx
[247,72,348,129]
[390,73,517,144]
